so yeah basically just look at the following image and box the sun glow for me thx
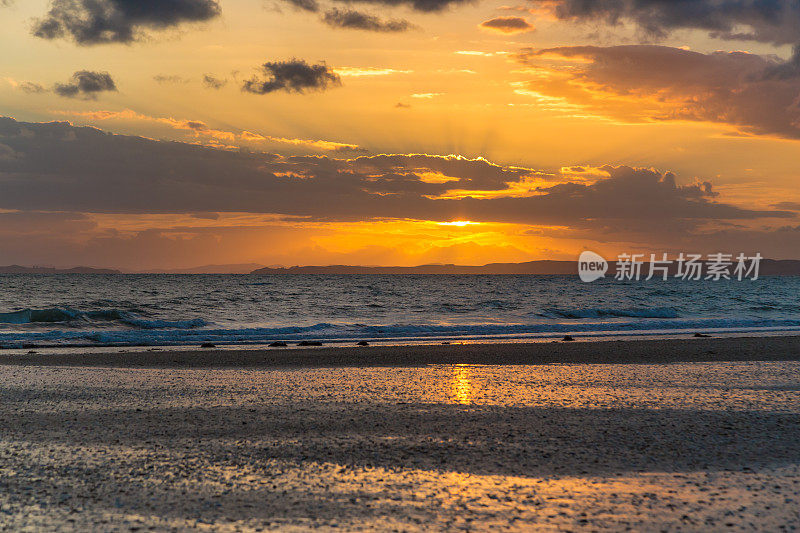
[438,221,479,227]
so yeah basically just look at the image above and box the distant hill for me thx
[252,261,585,275]
[0,265,121,274]
[251,259,800,276]
[139,263,266,274]
[4,259,800,276]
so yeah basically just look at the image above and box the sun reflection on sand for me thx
[451,365,473,405]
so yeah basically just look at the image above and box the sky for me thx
[3,0,800,270]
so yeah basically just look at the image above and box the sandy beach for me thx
[1,336,800,530]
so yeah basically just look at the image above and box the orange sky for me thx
[2,0,800,269]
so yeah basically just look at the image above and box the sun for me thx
[438,221,479,227]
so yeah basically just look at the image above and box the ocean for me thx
[1,274,799,349]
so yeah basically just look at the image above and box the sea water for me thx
[1,274,799,349]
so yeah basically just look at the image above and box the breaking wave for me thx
[3,317,800,349]
[542,307,680,319]
[0,308,207,330]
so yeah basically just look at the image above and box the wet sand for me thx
[3,334,800,368]
[1,337,800,530]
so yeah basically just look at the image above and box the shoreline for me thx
[2,334,800,368]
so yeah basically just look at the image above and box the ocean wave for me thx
[541,307,680,319]
[118,317,209,329]
[0,307,208,330]
[3,317,800,349]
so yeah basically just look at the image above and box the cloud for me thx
[277,0,454,27]
[53,71,117,99]
[4,78,47,93]
[530,0,800,45]
[281,0,320,11]
[32,0,221,45]
[55,109,365,152]
[190,212,221,220]
[1,117,798,265]
[153,74,190,84]
[436,68,476,74]
[18,82,46,94]
[515,45,800,140]
[0,143,18,161]
[242,59,341,94]
[202,74,227,89]
[334,67,412,77]
[761,45,800,80]
[0,118,788,233]
[773,201,800,211]
[280,0,473,14]
[0,210,96,234]
[411,92,442,98]
[455,50,504,56]
[329,0,472,13]
[479,16,533,34]
[322,8,413,31]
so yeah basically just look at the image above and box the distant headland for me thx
[0,265,121,274]
[3,259,800,275]
[250,259,800,276]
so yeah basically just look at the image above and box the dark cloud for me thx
[53,71,117,99]
[32,0,221,45]
[183,120,208,131]
[153,74,189,84]
[283,0,320,11]
[242,59,341,94]
[330,0,472,13]
[479,16,533,34]
[191,212,221,220]
[0,211,96,234]
[0,117,789,232]
[530,0,800,45]
[773,201,800,211]
[0,143,17,161]
[322,8,412,31]
[281,0,465,14]
[202,74,227,89]
[761,45,800,80]
[17,82,46,94]
[516,45,800,140]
